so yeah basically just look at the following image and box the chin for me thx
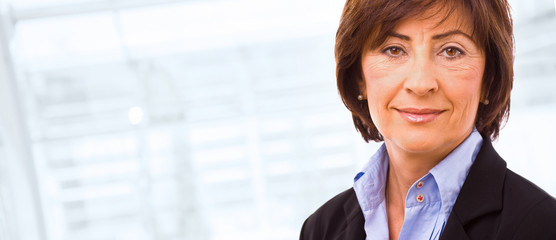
[387,130,445,153]
[400,140,444,154]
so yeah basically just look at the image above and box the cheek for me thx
[441,57,485,91]
[362,53,407,79]
[362,60,404,128]
[442,64,484,119]
[362,56,404,99]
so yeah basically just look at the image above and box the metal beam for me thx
[0,3,47,240]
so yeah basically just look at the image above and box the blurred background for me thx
[0,0,554,240]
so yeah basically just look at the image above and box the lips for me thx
[395,108,445,123]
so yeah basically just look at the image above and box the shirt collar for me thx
[353,128,483,215]
[353,144,389,212]
[429,128,483,218]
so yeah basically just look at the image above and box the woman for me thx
[300,0,556,239]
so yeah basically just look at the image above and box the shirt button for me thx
[416,181,424,189]
[416,194,425,203]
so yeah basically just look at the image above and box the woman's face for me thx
[360,13,485,157]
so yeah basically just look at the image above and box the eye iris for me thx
[446,48,457,56]
[390,47,401,55]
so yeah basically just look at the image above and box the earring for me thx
[482,99,489,105]
[357,94,364,101]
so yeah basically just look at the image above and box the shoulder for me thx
[503,169,554,206]
[300,188,361,240]
[500,169,556,239]
[445,139,556,240]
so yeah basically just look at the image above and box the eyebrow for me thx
[388,30,474,41]
[432,30,474,41]
[389,32,411,41]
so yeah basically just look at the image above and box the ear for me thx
[479,78,489,104]
[357,78,367,99]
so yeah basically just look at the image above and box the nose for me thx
[403,56,438,96]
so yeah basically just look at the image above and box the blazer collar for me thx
[342,188,366,239]
[441,139,507,239]
[340,139,507,240]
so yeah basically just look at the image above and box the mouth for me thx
[395,108,446,123]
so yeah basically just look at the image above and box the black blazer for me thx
[300,140,556,239]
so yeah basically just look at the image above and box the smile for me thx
[395,108,445,123]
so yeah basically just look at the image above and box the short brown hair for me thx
[335,0,513,142]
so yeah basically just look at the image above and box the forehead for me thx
[393,8,474,37]
[395,5,472,32]
[362,1,478,50]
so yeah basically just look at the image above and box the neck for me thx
[384,141,448,209]
[385,143,447,240]
[384,129,474,240]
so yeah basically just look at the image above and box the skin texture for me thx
[359,11,486,240]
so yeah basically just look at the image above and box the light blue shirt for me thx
[353,129,483,240]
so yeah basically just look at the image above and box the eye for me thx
[383,46,406,57]
[440,47,464,58]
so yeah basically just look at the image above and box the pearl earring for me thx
[357,94,364,101]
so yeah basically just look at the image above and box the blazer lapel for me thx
[340,189,366,239]
[440,139,506,240]
[441,215,472,240]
